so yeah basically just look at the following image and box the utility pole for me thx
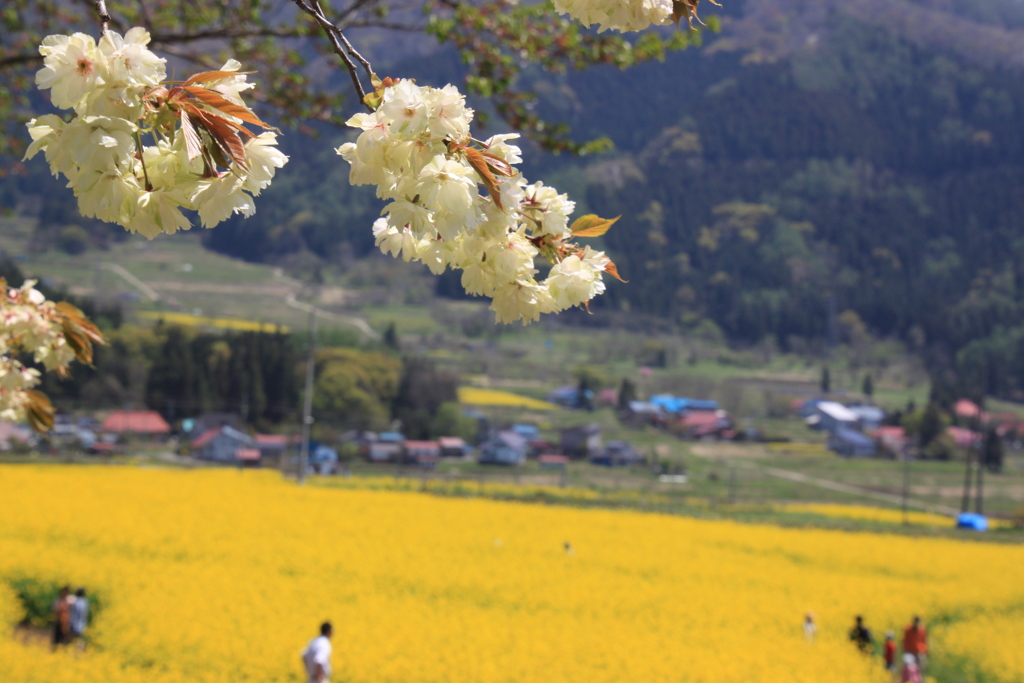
[975,440,984,515]
[901,450,912,525]
[728,463,737,505]
[298,306,317,484]
[960,446,974,514]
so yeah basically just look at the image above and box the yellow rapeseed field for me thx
[457,386,559,410]
[137,311,290,333]
[2,466,1023,683]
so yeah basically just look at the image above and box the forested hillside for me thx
[6,0,1024,400]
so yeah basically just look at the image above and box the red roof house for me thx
[101,410,171,435]
[954,400,981,419]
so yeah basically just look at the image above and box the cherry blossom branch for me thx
[94,0,112,34]
[291,0,373,109]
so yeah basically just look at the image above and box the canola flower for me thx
[779,503,955,527]
[457,386,560,410]
[137,310,290,333]
[2,466,1024,683]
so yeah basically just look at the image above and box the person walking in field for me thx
[302,622,333,683]
[51,585,73,650]
[883,631,897,671]
[69,588,89,648]
[803,613,817,642]
[849,615,874,654]
[900,653,924,683]
[903,615,928,670]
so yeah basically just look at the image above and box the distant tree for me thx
[916,402,947,449]
[392,357,459,439]
[981,426,1004,473]
[820,366,831,394]
[573,366,607,411]
[430,402,478,442]
[617,378,638,411]
[383,323,400,351]
[862,373,874,398]
[312,348,399,431]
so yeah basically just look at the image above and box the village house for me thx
[191,425,255,463]
[560,423,601,459]
[828,427,877,457]
[847,405,886,431]
[255,434,292,467]
[810,402,860,432]
[478,430,528,465]
[403,440,441,468]
[364,431,405,462]
[873,426,908,457]
[589,440,644,467]
[101,410,171,440]
[677,410,733,439]
[437,436,467,458]
[620,401,665,428]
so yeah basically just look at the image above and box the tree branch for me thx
[94,0,112,34]
[291,0,373,109]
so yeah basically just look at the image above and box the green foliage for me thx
[312,348,400,431]
[425,0,705,154]
[430,401,478,441]
[392,357,459,439]
[903,402,950,452]
[143,326,297,424]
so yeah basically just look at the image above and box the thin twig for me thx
[94,0,112,34]
[291,0,373,109]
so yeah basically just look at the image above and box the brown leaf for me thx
[180,112,204,162]
[463,147,504,211]
[480,150,513,177]
[570,214,620,237]
[182,86,277,131]
[604,260,628,283]
[188,105,249,170]
[55,302,104,344]
[24,390,55,434]
[183,70,254,86]
[672,0,718,28]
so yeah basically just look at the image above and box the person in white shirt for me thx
[70,588,89,648]
[302,622,333,683]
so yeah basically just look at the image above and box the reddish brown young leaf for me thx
[180,112,204,162]
[463,147,504,210]
[189,106,249,170]
[570,214,620,237]
[182,70,254,86]
[604,260,628,283]
[480,150,513,177]
[181,86,277,131]
[24,390,55,434]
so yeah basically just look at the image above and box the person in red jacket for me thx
[883,631,897,671]
[903,616,928,670]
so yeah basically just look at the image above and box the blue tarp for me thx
[956,513,989,531]
[650,395,719,414]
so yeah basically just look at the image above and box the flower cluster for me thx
[338,79,620,323]
[551,0,715,32]
[0,280,102,430]
[24,28,287,239]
